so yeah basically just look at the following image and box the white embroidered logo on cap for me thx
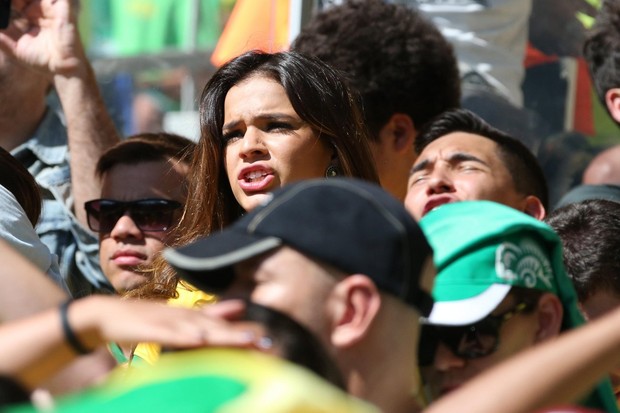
[495,239,553,289]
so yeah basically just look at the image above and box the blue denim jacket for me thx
[11,108,114,298]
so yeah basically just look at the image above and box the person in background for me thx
[0,0,121,297]
[418,200,617,412]
[85,133,215,364]
[292,0,460,201]
[88,133,194,295]
[405,109,548,221]
[165,179,436,413]
[0,147,64,291]
[581,0,620,187]
[546,199,620,403]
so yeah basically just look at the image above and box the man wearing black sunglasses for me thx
[418,200,618,412]
[85,133,194,296]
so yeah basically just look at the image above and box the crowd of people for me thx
[2,0,620,412]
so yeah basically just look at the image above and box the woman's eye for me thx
[267,122,293,132]
[222,131,243,143]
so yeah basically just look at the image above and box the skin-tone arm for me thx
[0,0,120,227]
[427,308,620,413]
[0,297,257,389]
[0,239,66,322]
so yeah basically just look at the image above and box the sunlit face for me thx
[223,246,340,346]
[223,75,333,211]
[98,161,188,294]
[423,295,538,397]
[404,132,526,221]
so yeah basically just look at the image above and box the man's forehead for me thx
[420,131,499,158]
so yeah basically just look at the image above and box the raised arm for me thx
[0,239,66,322]
[0,0,120,227]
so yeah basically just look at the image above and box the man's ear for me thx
[379,113,417,153]
[523,195,546,220]
[330,275,382,349]
[605,88,620,124]
[533,293,563,343]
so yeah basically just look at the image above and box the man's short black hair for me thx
[415,108,549,210]
[583,0,620,116]
[545,199,620,301]
[292,0,460,138]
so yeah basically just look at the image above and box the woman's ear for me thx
[330,275,382,349]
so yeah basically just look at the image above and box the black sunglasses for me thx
[84,198,183,233]
[420,301,534,363]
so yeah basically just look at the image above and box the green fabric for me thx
[107,342,148,367]
[420,200,619,413]
[6,349,377,413]
[420,200,582,330]
[431,236,555,301]
[84,0,222,56]
[110,0,221,55]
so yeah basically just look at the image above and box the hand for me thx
[0,0,85,75]
[72,297,268,351]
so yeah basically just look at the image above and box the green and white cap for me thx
[419,201,584,331]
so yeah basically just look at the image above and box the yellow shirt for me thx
[133,282,216,365]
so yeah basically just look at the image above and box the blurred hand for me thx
[73,297,269,352]
[0,0,85,75]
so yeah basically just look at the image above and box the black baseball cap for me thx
[164,178,434,316]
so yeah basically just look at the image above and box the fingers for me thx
[202,299,247,320]
[103,299,271,352]
[154,310,266,350]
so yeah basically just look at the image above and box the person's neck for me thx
[0,91,47,151]
[341,342,424,413]
[347,368,423,413]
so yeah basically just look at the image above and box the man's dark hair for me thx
[583,0,620,114]
[96,132,195,179]
[240,302,345,389]
[545,199,620,301]
[415,108,549,209]
[292,0,460,138]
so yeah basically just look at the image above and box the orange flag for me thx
[211,0,290,67]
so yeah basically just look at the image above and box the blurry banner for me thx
[211,0,290,67]
[85,0,222,57]
[7,349,378,413]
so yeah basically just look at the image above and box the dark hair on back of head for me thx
[415,109,549,209]
[545,199,620,301]
[0,147,41,226]
[583,0,620,112]
[241,302,345,389]
[96,132,196,179]
[292,0,460,137]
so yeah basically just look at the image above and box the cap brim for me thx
[424,284,511,325]
[163,231,282,293]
